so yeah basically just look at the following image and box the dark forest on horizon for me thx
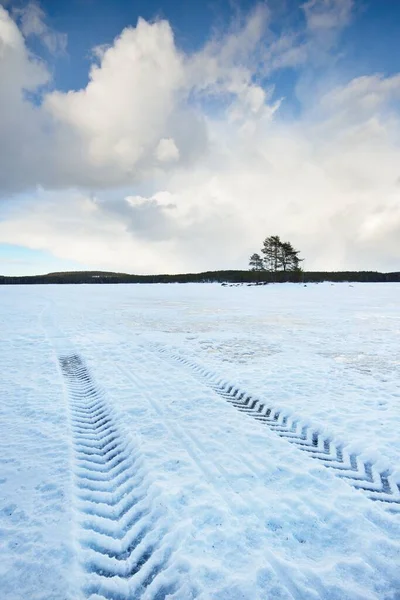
[0,270,399,285]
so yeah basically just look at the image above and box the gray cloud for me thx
[100,196,178,242]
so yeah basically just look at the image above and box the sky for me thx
[0,0,399,275]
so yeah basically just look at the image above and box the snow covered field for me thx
[0,282,399,600]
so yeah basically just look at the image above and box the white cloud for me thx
[43,6,275,185]
[0,4,278,192]
[0,190,187,273]
[45,19,186,175]
[2,98,400,273]
[320,73,400,116]
[14,1,67,54]
[155,138,180,163]
[0,5,49,90]
[187,3,270,96]
[0,7,208,192]
[301,0,355,62]
[0,3,400,273]
[302,0,354,33]
[0,5,53,194]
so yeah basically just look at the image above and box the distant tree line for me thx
[249,235,303,272]
[0,269,399,285]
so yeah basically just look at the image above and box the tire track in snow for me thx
[69,329,318,599]
[116,349,381,600]
[68,328,252,511]
[155,347,400,512]
[111,358,327,600]
[59,353,184,600]
[65,321,396,597]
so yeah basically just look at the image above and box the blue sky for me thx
[19,1,400,105]
[30,1,400,95]
[0,244,86,275]
[0,0,400,275]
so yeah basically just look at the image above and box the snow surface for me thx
[0,282,400,600]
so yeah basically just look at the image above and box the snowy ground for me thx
[0,282,399,600]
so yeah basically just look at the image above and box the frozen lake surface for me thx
[0,282,399,599]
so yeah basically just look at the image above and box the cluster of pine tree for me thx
[249,235,303,272]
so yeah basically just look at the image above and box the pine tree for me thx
[261,235,282,271]
[249,253,264,271]
[250,235,304,273]
[270,235,282,271]
[281,242,303,271]
[260,237,273,271]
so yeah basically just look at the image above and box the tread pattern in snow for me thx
[158,349,400,511]
[59,354,180,600]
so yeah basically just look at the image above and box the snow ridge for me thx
[59,353,181,600]
[156,348,400,512]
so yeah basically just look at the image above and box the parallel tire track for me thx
[73,334,318,599]
[112,359,313,600]
[60,353,181,600]
[156,348,400,511]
